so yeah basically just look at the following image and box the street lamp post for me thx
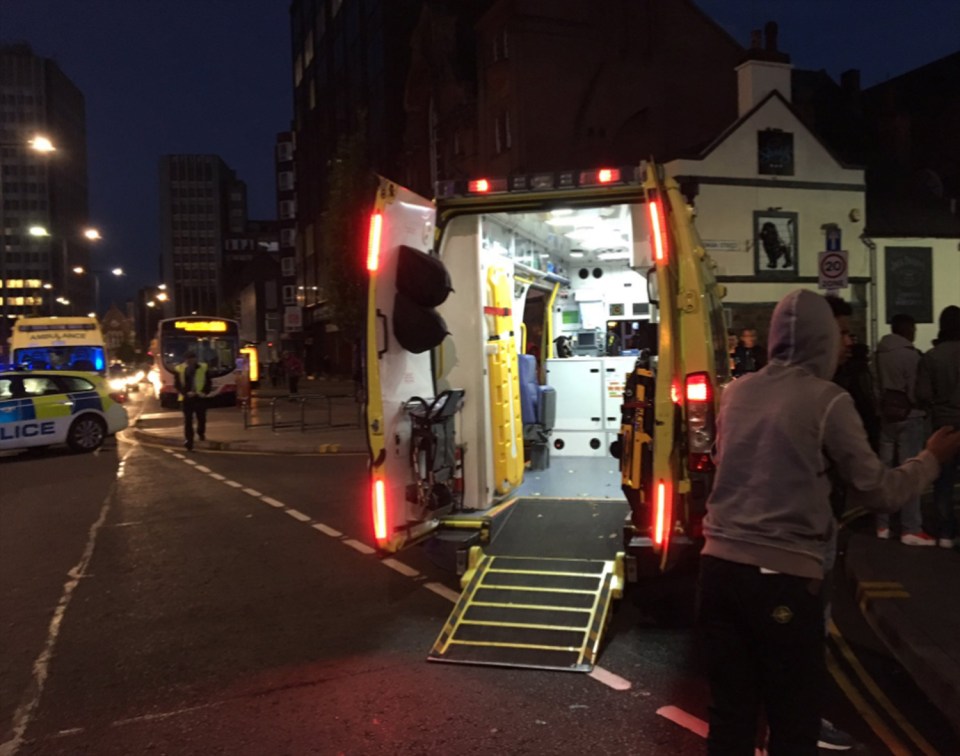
[0,134,57,357]
[73,265,124,316]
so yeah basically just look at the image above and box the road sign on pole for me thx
[818,250,848,290]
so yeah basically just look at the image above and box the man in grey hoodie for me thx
[699,289,960,755]
[875,313,934,544]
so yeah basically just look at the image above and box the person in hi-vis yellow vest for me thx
[174,350,212,450]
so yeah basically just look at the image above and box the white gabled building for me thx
[664,27,869,343]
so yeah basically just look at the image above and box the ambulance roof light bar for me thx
[436,165,639,199]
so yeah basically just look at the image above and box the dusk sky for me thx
[2,1,958,309]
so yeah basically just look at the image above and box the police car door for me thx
[365,178,447,553]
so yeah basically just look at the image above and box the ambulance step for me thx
[428,554,618,671]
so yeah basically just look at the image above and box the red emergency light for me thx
[372,478,388,541]
[469,178,490,193]
[597,168,619,184]
[366,212,383,272]
[654,480,668,546]
[648,199,668,262]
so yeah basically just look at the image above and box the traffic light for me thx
[393,245,452,353]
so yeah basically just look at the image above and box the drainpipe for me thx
[861,233,878,348]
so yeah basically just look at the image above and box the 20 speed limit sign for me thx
[818,250,848,289]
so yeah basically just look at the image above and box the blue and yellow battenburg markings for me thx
[0,391,104,440]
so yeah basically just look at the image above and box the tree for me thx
[318,123,377,339]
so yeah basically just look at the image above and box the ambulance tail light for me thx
[685,372,715,472]
[372,477,388,543]
[579,168,622,186]
[647,197,668,262]
[366,212,383,272]
[654,480,670,546]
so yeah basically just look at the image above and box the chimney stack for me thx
[736,21,793,116]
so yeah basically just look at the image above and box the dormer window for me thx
[758,129,794,176]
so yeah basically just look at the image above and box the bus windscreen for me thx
[161,336,237,378]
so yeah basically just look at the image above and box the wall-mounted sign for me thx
[885,247,933,323]
[758,130,795,176]
[753,210,798,278]
[703,240,741,252]
[818,250,848,290]
[283,306,303,332]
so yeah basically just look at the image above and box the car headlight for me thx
[109,378,127,392]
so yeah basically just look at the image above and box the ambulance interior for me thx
[435,201,655,513]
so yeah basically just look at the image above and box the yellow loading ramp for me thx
[429,497,627,672]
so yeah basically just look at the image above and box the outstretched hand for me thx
[925,426,960,465]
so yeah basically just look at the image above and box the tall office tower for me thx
[0,43,91,337]
[159,154,247,316]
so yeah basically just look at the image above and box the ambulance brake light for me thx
[372,478,388,541]
[366,212,383,272]
[648,199,668,262]
[685,373,712,403]
[654,481,668,546]
[467,178,508,194]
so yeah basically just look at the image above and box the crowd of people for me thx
[707,297,960,753]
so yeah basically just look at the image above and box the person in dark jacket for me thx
[836,342,880,451]
[917,305,960,548]
[699,289,960,755]
[174,350,212,451]
[732,327,766,377]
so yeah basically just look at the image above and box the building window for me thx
[282,285,295,304]
[277,141,294,162]
[280,200,296,220]
[495,112,511,153]
[281,257,296,277]
[280,228,296,247]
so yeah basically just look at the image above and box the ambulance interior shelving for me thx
[435,200,657,509]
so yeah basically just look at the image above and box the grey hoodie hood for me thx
[767,289,840,379]
[876,332,914,354]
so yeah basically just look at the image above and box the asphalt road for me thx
[1,392,957,755]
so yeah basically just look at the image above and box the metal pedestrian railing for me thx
[241,393,361,432]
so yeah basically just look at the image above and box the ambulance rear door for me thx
[365,178,447,553]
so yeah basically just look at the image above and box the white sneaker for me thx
[876,528,891,540]
[939,538,956,549]
[901,532,936,546]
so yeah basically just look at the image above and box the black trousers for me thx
[182,397,207,445]
[698,555,825,756]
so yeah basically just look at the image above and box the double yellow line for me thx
[826,617,937,755]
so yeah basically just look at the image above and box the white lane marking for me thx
[195,465,211,473]
[0,447,134,756]
[343,539,376,555]
[588,666,632,691]
[209,473,225,481]
[382,558,420,578]
[162,447,174,453]
[182,459,197,466]
[173,453,184,459]
[224,480,243,488]
[312,523,342,537]
[656,705,756,752]
[262,497,285,509]
[424,582,460,603]
[657,706,708,738]
[241,487,262,497]
[285,509,311,522]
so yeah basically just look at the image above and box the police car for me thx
[0,370,129,453]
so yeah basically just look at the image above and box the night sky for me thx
[2,1,958,309]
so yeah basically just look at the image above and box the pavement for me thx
[843,516,960,736]
[130,380,960,735]
[131,376,368,455]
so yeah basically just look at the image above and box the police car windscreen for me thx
[14,345,105,372]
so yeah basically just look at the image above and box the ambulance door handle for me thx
[376,309,389,357]
[590,368,600,373]
[591,417,601,422]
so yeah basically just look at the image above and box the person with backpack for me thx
[875,313,934,545]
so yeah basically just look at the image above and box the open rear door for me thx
[365,178,444,553]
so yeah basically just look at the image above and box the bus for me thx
[151,316,240,408]
[9,316,107,374]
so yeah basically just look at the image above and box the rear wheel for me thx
[67,415,106,453]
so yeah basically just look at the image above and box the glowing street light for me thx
[29,225,50,237]
[73,266,85,274]
[42,283,53,290]
[87,312,96,318]
[157,283,167,290]
[28,135,56,153]
[156,292,168,302]
[146,301,156,308]
[83,228,102,241]
[111,267,124,277]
